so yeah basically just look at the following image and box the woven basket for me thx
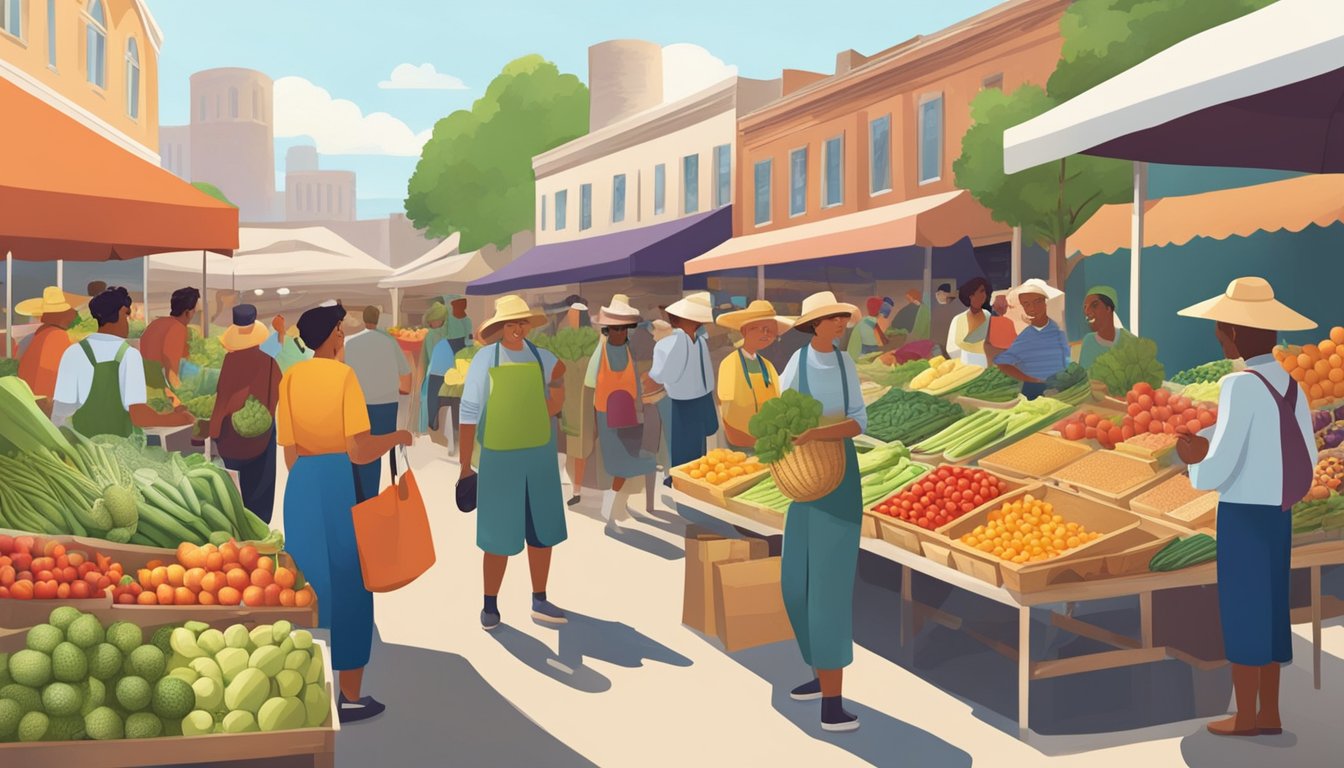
[769,440,846,503]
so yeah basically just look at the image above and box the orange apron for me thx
[595,343,639,428]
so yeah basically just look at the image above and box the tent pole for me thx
[756,265,765,300]
[391,288,400,327]
[1130,162,1147,336]
[1011,226,1022,287]
[142,256,150,315]
[201,251,208,337]
[4,252,11,359]
[923,246,933,305]
[56,259,63,290]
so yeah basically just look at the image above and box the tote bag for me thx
[351,446,436,592]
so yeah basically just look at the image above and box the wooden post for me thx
[56,259,63,290]
[1130,162,1147,336]
[390,288,400,328]
[756,265,765,300]
[3,252,10,359]
[1011,226,1022,287]
[201,251,209,337]
[923,246,933,303]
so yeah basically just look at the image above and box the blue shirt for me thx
[428,339,457,376]
[779,345,867,432]
[649,329,714,401]
[995,319,1070,382]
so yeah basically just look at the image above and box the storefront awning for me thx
[683,190,1003,275]
[466,207,731,295]
[0,77,238,261]
[1068,174,1344,258]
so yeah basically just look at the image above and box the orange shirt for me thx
[276,358,371,455]
[17,324,71,401]
[139,316,190,371]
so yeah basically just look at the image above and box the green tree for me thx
[405,55,589,251]
[191,182,235,207]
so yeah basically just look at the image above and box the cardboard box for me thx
[682,526,768,636]
[713,556,794,652]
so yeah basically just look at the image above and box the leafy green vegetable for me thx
[530,328,598,361]
[1044,362,1088,393]
[749,389,824,464]
[0,357,18,378]
[1091,334,1165,396]
[865,388,964,444]
[1172,359,1234,385]
[961,366,1023,402]
[855,359,929,389]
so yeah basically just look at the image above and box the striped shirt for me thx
[995,320,1070,382]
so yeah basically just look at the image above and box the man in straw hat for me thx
[15,286,88,413]
[209,304,282,522]
[1175,277,1317,738]
[715,300,792,449]
[649,291,718,487]
[459,295,571,630]
[994,278,1069,400]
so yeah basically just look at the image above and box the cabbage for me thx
[1091,335,1165,396]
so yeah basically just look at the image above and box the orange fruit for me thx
[156,583,175,605]
[294,587,313,607]
[1330,368,1344,384]
[250,568,273,588]
[180,547,207,570]
[274,567,296,590]
[150,566,168,588]
[263,583,282,606]
[242,585,265,607]
[200,571,223,594]
[220,541,240,565]
[174,587,196,605]
[238,546,260,571]
[1315,360,1331,379]
[221,561,244,573]
[279,588,297,607]
[198,590,217,606]
[204,552,224,572]
[1334,380,1344,398]
[146,559,164,570]
[1332,326,1344,345]
[256,556,274,573]
[1298,353,1313,370]
[137,568,153,589]
[137,591,157,605]
[167,564,186,588]
[225,568,249,591]
[1322,340,1338,356]
[1304,344,1321,359]
[1310,383,1325,401]
[217,586,242,606]
[177,541,195,561]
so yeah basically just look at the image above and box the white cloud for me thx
[379,63,468,91]
[661,44,738,104]
[273,76,431,157]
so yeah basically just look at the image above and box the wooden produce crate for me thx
[670,464,769,507]
[941,485,1142,588]
[977,432,1094,481]
[861,466,1022,554]
[996,515,1186,593]
[721,495,786,532]
[1048,450,1178,507]
[1130,474,1219,530]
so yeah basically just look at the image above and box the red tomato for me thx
[0,534,13,554]
[116,593,135,605]
[0,565,13,586]
[973,495,984,505]
[36,570,54,583]
[31,557,53,572]
[35,580,58,599]
[11,580,33,599]
[71,581,91,599]
[14,536,36,554]
[961,502,975,514]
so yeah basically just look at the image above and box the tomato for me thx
[0,565,13,586]
[116,592,135,605]
[973,495,984,505]
[961,502,975,514]
[17,570,32,582]
[36,569,54,583]
[71,580,91,599]
[14,536,36,554]
[11,580,33,599]
[63,566,78,583]
[31,557,54,572]
[35,580,59,599]
[0,534,12,554]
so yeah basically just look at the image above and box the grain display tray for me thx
[1048,450,1178,506]
[977,432,1094,480]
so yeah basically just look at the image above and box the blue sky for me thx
[153,0,1006,218]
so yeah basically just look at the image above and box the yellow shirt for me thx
[717,350,780,436]
[276,358,371,455]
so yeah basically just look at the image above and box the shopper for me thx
[1175,277,1316,738]
[51,287,194,437]
[139,286,199,395]
[646,319,674,471]
[344,306,412,503]
[420,300,452,443]
[993,279,1069,399]
[891,289,921,334]
[210,305,281,523]
[277,300,411,723]
[585,295,657,532]
[846,297,888,359]
[945,277,993,367]
[1078,285,1134,370]
[715,300,790,449]
[649,292,717,486]
[15,286,87,415]
[777,291,866,733]
[458,295,570,630]
[444,295,474,353]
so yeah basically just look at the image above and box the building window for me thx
[682,154,699,214]
[47,0,56,67]
[555,189,568,230]
[125,39,140,119]
[869,115,891,195]
[823,135,844,208]
[919,94,944,184]
[982,73,1004,91]
[713,144,731,208]
[611,174,626,224]
[229,88,239,119]
[198,95,206,121]
[252,89,259,120]
[326,185,333,212]
[579,183,592,231]
[653,164,666,216]
[753,159,772,226]
[540,194,547,231]
[1,0,22,40]
[85,1,107,88]
[789,147,807,218]
[337,186,343,213]
[305,186,313,212]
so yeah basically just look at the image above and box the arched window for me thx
[125,39,140,119]
[252,88,259,120]
[85,1,107,88]
[198,94,206,121]
[229,87,238,119]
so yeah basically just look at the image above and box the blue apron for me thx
[667,335,718,469]
[1217,501,1293,665]
[780,344,862,670]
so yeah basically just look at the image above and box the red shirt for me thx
[139,316,190,372]
[17,324,71,401]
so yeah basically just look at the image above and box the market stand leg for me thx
[1313,565,1322,690]
[1019,604,1031,739]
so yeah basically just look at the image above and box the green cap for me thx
[424,302,448,324]
[1086,285,1119,308]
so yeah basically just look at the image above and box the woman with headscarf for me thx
[945,277,993,367]
[1078,285,1134,370]
[277,301,412,723]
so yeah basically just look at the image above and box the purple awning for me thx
[466,207,731,295]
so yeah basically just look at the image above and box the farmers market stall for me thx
[667,327,1344,738]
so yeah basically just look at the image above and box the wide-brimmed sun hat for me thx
[1011,278,1064,303]
[716,299,793,335]
[597,294,641,327]
[665,291,714,325]
[479,294,548,340]
[793,291,860,330]
[16,286,89,317]
[1178,276,1315,332]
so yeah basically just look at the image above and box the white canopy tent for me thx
[149,227,393,293]
[378,234,507,324]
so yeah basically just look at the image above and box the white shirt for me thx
[779,345,868,432]
[51,332,148,426]
[1188,354,1317,506]
[649,329,713,401]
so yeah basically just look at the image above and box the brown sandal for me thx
[1207,716,1259,737]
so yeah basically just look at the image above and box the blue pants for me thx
[668,393,719,469]
[222,431,277,524]
[1021,381,1049,400]
[1217,501,1292,665]
[354,402,399,503]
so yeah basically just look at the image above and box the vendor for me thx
[51,287,194,437]
[846,297,890,359]
[1078,285,1135,369]
[277,300,411,723]
[444,295,474,353]
[777,291,866,733]
[715,300,790,449]
[585,295,657,532]
[994,279,1069,400]
[1175,277,1316,739]
[945,277,992,367]
[649,292,718,486]
[458,295,570,631]
[15,286,87,415]
[139,287,199,397]
[210,304,282,522]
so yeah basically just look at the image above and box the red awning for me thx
[0,77,238,262]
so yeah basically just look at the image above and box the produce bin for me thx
[978,432,1094,481]
[671,463,769,507]
[1048,450,1178,506]
[861,465,1017,554]
[721,495,786,531]
[996,515,1186,593]
[941,485,1142,588]
[1130,474,1219,530]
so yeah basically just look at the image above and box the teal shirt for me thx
[445,314,473,341]
[1080,328,1134,370]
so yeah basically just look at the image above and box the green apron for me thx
[780,344,862,670]
[72,340,135,438]
[476,341,567,556]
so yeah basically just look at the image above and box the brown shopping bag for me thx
[352,447,436,592]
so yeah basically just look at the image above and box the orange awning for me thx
[684,189,1005,275]
[0,77,238,262]
[1069,174,1344,259]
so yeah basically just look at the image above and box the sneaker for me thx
[338,694,387,723]
[790,679,822,701]
[481,609,501,631]
[822,705,860,733]
[567,495,582,507]
[662,476,673,488]
[531,598,568,625]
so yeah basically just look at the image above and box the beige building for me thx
[186,67,276,221]
[284,145,356,222]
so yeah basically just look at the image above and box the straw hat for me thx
[664,291,713,324]
[793,291,860,329]
[716,299,793,335]
[479,294,548,340]
[597,294,641,327]
[16,286,89,317]
[220,321,269,352]
[1011,278,1064,303]
[1178,276,1315,331]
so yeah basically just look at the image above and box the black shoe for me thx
[567,495,582,507]
[662,476,673,488]
[790,679,822,701]
[821,700,860,733]
[481,609,501,631]
[338,694,387,723]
